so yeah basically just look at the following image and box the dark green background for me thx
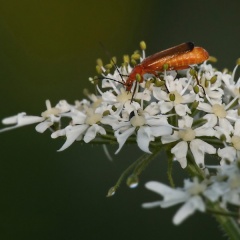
[0,1,239,239]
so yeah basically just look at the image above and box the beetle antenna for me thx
[93,76,125,86]
[99,42,126,84]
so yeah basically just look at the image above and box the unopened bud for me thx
[163,63,169,71]
[208,56,217,63]
[123,55,130,64]
[96,65,102,74]
[189,68,196,76]
[140,41,146,50]
[169,93,175,101]
[131,59,137,66]
[131,53,141,60]
[193,85,199,93]
[210,75,217,84]
[236,58,240,66]
[135,73,141,82]
[96,58,103,67]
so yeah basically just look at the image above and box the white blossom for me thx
[143,178,207,225]
[161,115,216,168]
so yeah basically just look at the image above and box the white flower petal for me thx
[190,139,216,167]
[161,131,179,144]
[181,93,196,103]
[51,128,66,139]
[218,147,236,164]
[115,127,135,154]
[146,115,169,126]
[137,126,153,153]
[204,182,227,202]
[83,124,106,143]
[0,113,44,133]
[152,87,168,100]
[145,181,188,207]
[55,100,72,112]
[159,101,173,114]
[226,109,238,122]
[173,196,205,225]
[142,201,162,208]
[195,127,216,137]
[135,89,151,101]
[144,102,160,115]
[2,113,23,125]
[171,141,188,168]
[175,104,191,116]
[182,115,193,128]
[150,125,173,137]
[234,119,240,136]
[222,190,240,206]
[56,125,89,151]
[197,102,213,113]
[219,118,234,133]
[202,114,218,128]
[35,121,53,133]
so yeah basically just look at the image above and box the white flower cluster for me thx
[1,42,240,234]
[1,43,240,170]
[143,160,240,225]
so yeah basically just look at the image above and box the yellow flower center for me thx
[169,91,183,104]
[178,128,196,142]
[85,113,102,125]
[130,115,146,127]
[116,88,132,103]
[212,104,227,118]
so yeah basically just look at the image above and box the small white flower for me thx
[0,112,44,133]
[51,124,106,151]
[115,111,172,153]
[162,115,216,168]
[51,105,106,151]
[205,162,240,207]
[217,119,240,164]
[196,62,224,102]
[143,178,207,225]
[197,95,239,129]
[153,74,194,116]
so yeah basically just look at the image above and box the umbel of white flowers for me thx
[1,42,240,233]
[1,45,240,168]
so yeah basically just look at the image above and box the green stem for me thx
[167,153,174,188]
[133,148,162,176]
[206,208,238,218]
[208,203,240,240]
[186,151,205,179]
[107,147,162,196]
[107,154,148,196]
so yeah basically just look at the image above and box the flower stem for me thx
[209,203,240,240]
[107,146,162,196]
[166,152,174,188]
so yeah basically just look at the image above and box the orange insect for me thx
[124,42,209,91]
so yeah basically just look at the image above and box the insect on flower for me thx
[125,42,209,92]
[94,42,209,99]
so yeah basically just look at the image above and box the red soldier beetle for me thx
[96,42,209,99]
[124,42,209,92]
